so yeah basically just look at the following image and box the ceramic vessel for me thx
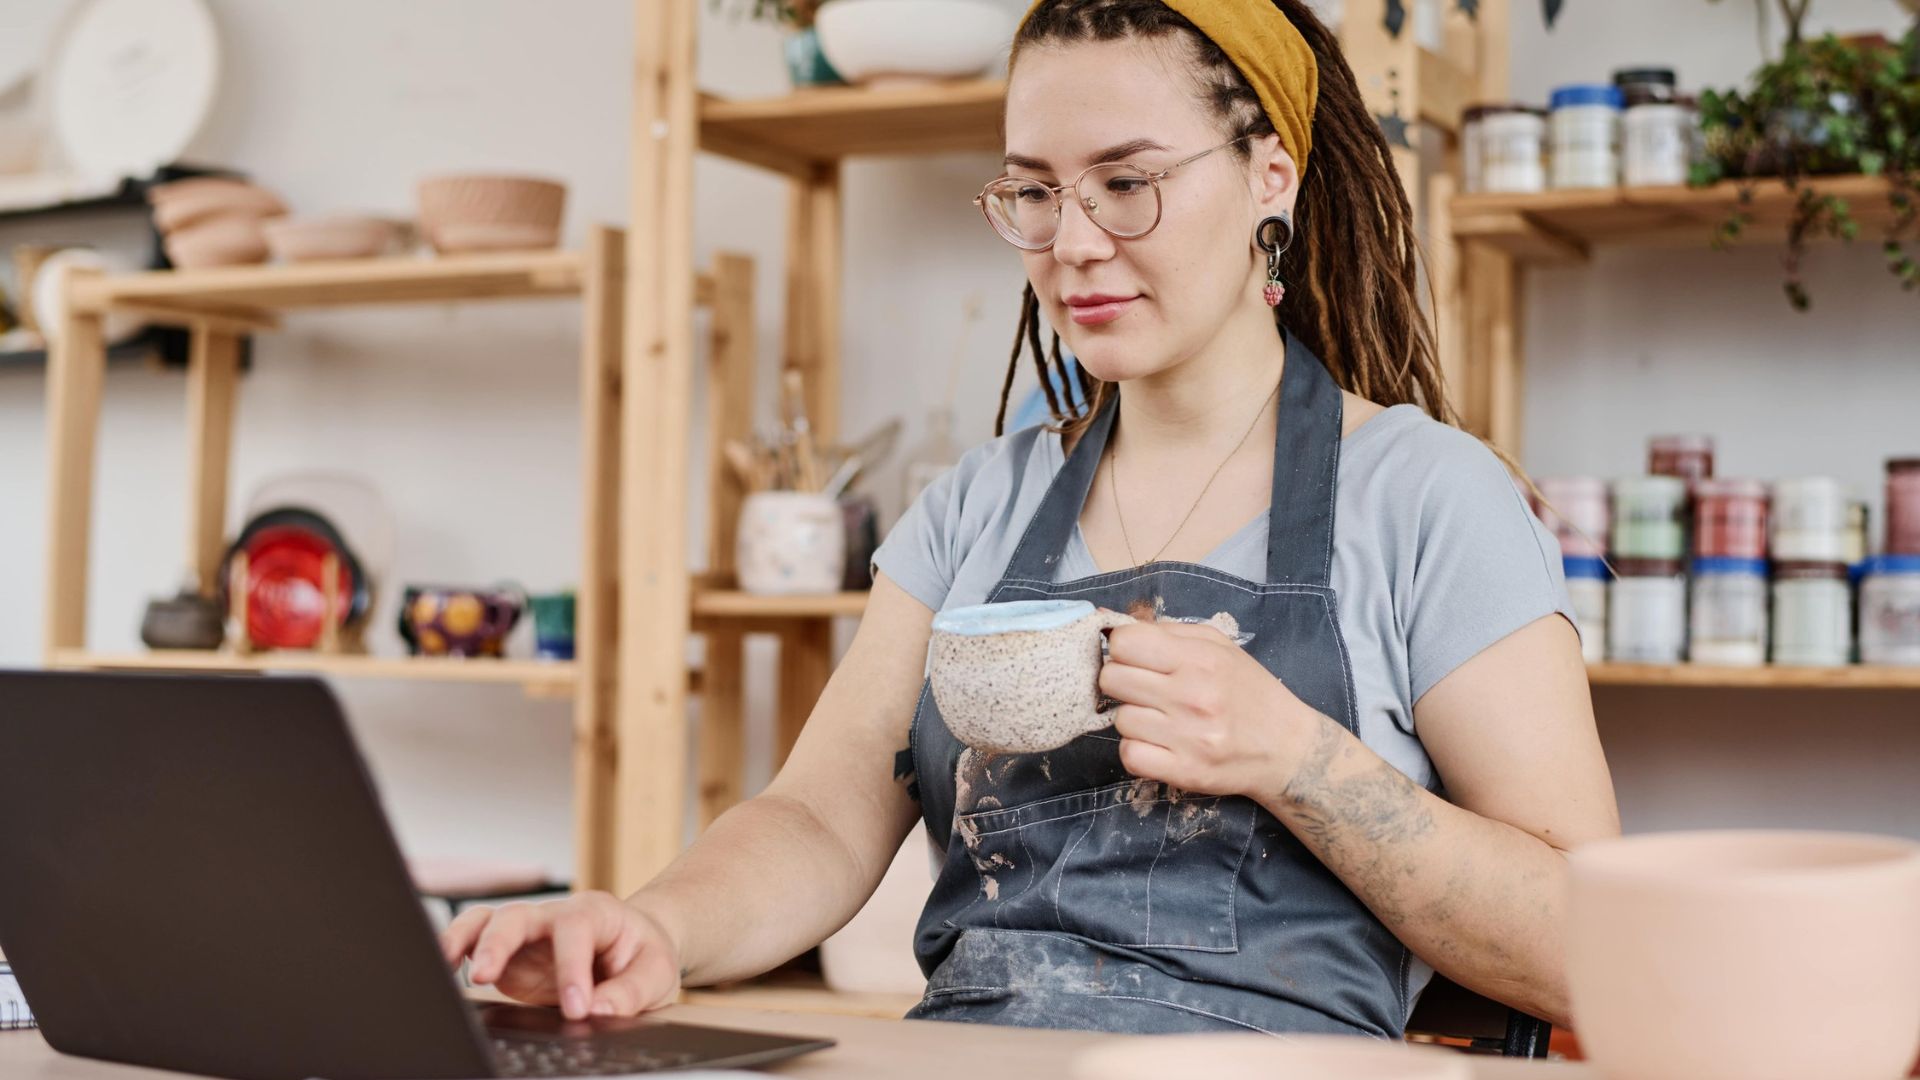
[736,491,846,596]
[165,213,272,268]
[1567,829,1920,1080]
[529,591,577,661]
[928,599,1134,755]
[814,0,1014,85]
[399,584,526,658]
[1070,1033,1471,1080]
[416,175,566,254]
[263,216,398,262]
[148,177,287,233]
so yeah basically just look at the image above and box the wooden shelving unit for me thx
[39,232,661,888]
[1588,662,1920,691]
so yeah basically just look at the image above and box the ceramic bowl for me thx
[165,213,272,268]
[416,175,566,254]
[1070,1034,1470,1080]
[263,216,399,262]
[148,177,287,234]
[1567,829,1920,1080]
[814,0,1014,85]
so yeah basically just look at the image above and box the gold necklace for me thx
[1110,378,1283,568]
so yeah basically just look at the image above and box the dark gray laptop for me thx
[0,670,833,1079]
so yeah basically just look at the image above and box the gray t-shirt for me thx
[873,402,1577,793]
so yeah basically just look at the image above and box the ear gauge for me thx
[1254,212,1294,307]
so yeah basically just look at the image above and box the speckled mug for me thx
[928,599,1134,755]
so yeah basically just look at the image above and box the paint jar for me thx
[1693,479,1768,559]
[1611,476,1688,561]
[1608,558,1686,664]
[1771,561,1852,667]
[1688,557,1769,667]
[1860,555,1920,665]
[1612,67,1678,107]
[736,491,848,596]
[1479,105,1549,194]
[1771,477,1850,563]
[1648,434,1715,490]
[1623,99,1698,187]
[1550,84,1624,190]
[1564,556,1610,665]
[1536,476,1610,558]
[1888,458,1920,555]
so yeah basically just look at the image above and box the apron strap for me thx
[999,392,1118,583]
[1266,333,1343,587]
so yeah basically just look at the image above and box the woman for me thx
[442,0,1619,1037]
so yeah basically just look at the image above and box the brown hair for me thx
[995,0,1457,438]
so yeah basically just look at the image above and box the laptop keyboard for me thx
[489,1035,703,1076]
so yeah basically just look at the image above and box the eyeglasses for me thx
[972,135,1250,251]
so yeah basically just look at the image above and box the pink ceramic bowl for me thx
[416,175,565,254]
[263,216,399,262]
[1070,1034,1469,1080]
[148,177,288,234]
[1568,830,1920,1080]
[164,213,272,268]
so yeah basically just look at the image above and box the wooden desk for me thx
[0,1003,1596,1079]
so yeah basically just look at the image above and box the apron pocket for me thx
[954,780,1256,952]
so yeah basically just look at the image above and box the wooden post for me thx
[774,618,833,771]
[621,0,701,896]
[184,326,242,599]
[574,225,627,893]
[42,271,108,659]
[785,163,843,446]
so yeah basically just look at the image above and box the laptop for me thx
[0,670,835,1079]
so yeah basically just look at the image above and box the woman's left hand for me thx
[1099,619,1327,800]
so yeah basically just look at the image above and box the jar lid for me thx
[1464,102,1542,122]
[1613,475,1688,500]
[1863,554,1920,576]
[1613,557,1684,577]
[1550,84,1624,110]
[1888,457,1920,475]
[1694,478,1767,499]
[1564,555,1611,581]
[1691,556,1768,577]
[1774,560,1849,580]
[1612,67,1678,86]
[1649,434,1714,453]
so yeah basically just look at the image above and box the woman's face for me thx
[1001,36,1298,385]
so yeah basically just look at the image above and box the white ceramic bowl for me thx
[263,216,399,263]
[814,0,1015,85]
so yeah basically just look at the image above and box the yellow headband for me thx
[1016,0,1319,171]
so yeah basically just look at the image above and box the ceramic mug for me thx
[737,492,847,596]
[1567,829,1920,1080]
[529,591,576,660]
[928,599,1135,755]
[399,584,525,658]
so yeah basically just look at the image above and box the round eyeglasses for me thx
[972,135,1250,251]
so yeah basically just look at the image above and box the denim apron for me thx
[903,336,1412,1038]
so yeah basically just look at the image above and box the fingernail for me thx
[564,986,587,1019]
[592,1001,615,1017]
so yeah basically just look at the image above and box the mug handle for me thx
[1090,608,1136,724]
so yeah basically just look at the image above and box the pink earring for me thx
[1255,213,1293,307]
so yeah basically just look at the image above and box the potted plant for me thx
[712,0,845,88]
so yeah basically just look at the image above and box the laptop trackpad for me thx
[477,1002,835,1073]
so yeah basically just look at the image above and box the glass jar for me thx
[1688,557,1768,666]
[1612,475,1688,560]
[1771,477,1850,562]
[1623,99,1698,188]
[1536,476,1609,558]
[1609,558,1686,664]
[1564,555,1609,665]
[1481,106,1548,194]
[1693,478,1768,559]
[1648,434,1715,490]
[1860,555,1920,665]
[1550,84,1623,190]
[1888,458,1920,555]
[1613,67,1678,107]
[1771,561,1852,667]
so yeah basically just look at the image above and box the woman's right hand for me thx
[438,891,683,1020]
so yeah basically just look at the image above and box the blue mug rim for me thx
[932,599,1095,636]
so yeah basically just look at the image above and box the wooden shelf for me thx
[46,648,578,695]
[680,970,919,1020]
[66,248,599,321]
[1588,662,1920,690]
[1450,175,1908,265]
[699,80,1006,176]
[692,588,870,620]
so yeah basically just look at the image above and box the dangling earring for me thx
[1254,212,1294,307]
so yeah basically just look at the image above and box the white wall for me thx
[1,0,1914,890]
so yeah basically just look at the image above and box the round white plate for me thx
[43,0,219,183]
